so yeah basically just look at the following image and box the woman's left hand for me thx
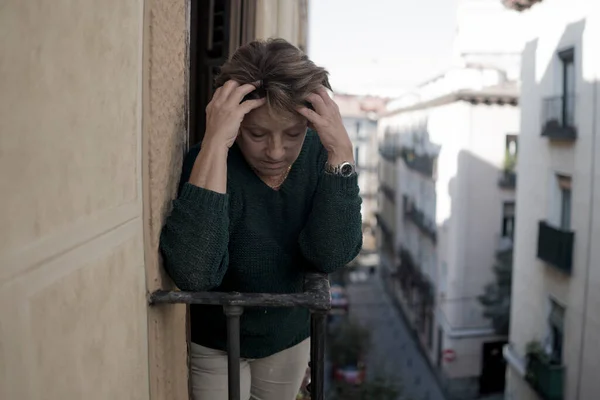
[297,87,354,164]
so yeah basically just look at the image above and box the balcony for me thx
[541,95,577,141]
[379,145,401,162]
[537,221,574,274]
[403,198,437,243]
[400,147,436,179]
[498,170,517,189]
[149,273,331,400]
[525,351,564,400]
[379,183,396,203]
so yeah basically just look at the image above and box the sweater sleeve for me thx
[298,145,363,273]
[159,146,229,291]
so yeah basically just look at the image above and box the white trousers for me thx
[190,338,310,400]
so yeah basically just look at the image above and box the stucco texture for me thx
[142,0,190,399]
[0,0,149,399]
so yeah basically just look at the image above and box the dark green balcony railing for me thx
[537,221,574,274]
[400,147,436,179]
[379,183,396,203]
[541,95,577,141]
[403,197,437,243]
[498,170,517,189]
[379,145,401,162]
[525,351,565,400]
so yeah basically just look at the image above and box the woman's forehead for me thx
[242,106,306,131]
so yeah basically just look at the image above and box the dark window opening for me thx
[502,201,515,239]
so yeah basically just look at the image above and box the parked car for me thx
[332,360,366,386]
[330,285,349,314]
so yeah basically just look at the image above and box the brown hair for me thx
[215,38,331,114]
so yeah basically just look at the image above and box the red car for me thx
[332,362,366,386]
[330,285,349,314]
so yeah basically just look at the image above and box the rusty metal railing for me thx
[149,272,331,400]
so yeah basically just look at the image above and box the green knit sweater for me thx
[159,130,362,358]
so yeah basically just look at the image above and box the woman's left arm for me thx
[297,87,363,273]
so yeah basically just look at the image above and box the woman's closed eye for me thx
[247,130,267,139]
[287,131,304,138]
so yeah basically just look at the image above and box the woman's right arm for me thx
[159,80,265,292]
[159,144,230,292]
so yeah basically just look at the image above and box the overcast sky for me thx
[308,0,458,97]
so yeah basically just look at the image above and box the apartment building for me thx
[377,2,524,398]
[502,1,600,400]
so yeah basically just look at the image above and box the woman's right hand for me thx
[204,80,266,149]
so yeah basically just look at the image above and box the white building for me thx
[502,1,600,400]
[335,94,387,257]
[379,67,520,399]
[377,1,524,398]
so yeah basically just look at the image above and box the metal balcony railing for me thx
[379,183,396,204]
[149,273,331,400]
[498,170,517,189]
[378,145,401,162]
[403,197,437,243]
[400,147,436,179]
[541,95,577,140]
[525,351,565,400]
[537,221,574,274]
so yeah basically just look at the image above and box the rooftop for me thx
[501,0,543,11]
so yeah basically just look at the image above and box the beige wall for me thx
[142,0,190,399]
[0,0,149,399]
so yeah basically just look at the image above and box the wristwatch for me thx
[324,161,356,178]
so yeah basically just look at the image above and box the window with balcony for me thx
[524,299,566,400]
[541,48,577,140]
[548,299,565,365]
[558,175,572,230]
[537,175,574,273]
[499,134,518,189]
[502,201,515,240]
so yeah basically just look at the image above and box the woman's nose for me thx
[266,137,285,160]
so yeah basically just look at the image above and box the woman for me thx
[160,38,362,400]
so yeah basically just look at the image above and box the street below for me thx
[344,269,447,400]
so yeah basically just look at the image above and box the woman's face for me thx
[237,105,308,177]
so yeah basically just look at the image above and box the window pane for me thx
[561,188,572,230]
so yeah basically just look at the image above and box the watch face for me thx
[341,163,354,177]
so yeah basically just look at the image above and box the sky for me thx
[308,0,458,98]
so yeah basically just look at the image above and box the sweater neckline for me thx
[231,132,312,195]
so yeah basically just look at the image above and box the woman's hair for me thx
[215,38,331,114]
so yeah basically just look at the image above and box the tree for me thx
[478,247,513,335]
[328,319,370,366]
[332,375,403,400]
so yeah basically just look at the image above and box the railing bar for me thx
[149,291,330,310]
[310,312,327,400]
[224,305,243,400]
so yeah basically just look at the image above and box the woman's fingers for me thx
[305,93,329,116]
[220,80,240,98]
[240,97,267,114]
[232,82,261,104]
[297,106,324,126]
[316,86,333,103]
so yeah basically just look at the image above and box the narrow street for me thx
[345,270,447,400]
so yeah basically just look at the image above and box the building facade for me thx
[379,67,520,398]
[502,1,600,400]
[335,94,387,257]
[376,2,525,398]
[0,1,308,399]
